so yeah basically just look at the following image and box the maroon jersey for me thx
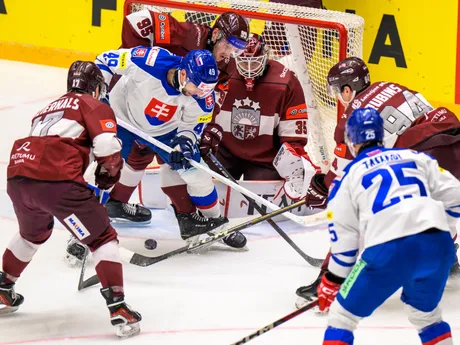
[7,92,122,185]
[325,81,433,186]
[212,60,308,165]
[122,9,232,79]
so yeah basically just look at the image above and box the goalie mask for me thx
[235,34,269,91]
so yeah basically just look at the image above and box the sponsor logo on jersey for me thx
[326,211,333,220]
[145,48,160,66]
[197,114,212,123]
[285,103,308,120]
[64,214,90,240]
[205,94,214,110]
[333,143,347,158]
[231,97,261,140]
[100,119,117,132]
[154,13,171,44]
[279,67,289,78]
[133,48,147,58]
[17,141,31,152]
[144,97,178,126]
[120,52,128,69]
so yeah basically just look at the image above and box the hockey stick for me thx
[117,119,315,227]
[207,152,323,268]
[229,299,318,345]
[78,199,313,289]
[77,186,107,291]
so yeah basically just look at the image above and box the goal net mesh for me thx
[126,0,364,170]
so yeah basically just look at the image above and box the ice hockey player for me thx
[296,56,460,306]
[107,9,250,223]
[317,107,458,345]
[0,61,141,338]
[200,34,319,200]
[92,46,246,249]
[121,9,249,74]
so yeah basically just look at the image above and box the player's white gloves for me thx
[273,142,319,200]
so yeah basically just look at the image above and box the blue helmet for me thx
[179,50,218,98]
[345,108,384,156]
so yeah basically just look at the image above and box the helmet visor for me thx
[225,36,246,57]
[326,84,341,98]
[184,80,217,99]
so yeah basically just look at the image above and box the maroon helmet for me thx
[235,34,269,91]
[327,57,370,101]
[67,61,105,95]
[213,12,250,54]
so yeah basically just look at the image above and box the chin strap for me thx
[172,69,183,93]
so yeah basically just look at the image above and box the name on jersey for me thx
[362,153,402,170]
[353,84,402,110]
[37,97,79,116]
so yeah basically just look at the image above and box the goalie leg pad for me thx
[273,142,319,200]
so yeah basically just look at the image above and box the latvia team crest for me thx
[231,97,261,140]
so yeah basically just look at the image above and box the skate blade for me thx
[0,305,19,315]
[116,322,140,339]
[210,240,249,252]
[110,218,151,226]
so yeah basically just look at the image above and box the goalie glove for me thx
[273,142,320,200]
[305,173,329,209]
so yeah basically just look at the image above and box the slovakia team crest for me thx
[144,97,178,126]
[231,97,261,140]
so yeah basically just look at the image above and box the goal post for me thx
[124,0,364,172]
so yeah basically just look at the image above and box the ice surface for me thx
[1,60,460,345]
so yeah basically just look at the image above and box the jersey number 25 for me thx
[362,161,427,214]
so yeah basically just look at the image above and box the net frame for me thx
[124,0,364,171]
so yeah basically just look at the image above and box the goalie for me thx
[200,34,319,199]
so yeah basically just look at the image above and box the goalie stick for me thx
[117,119,319,227]
[229,299,318,345]
[78,199,316,290]
[207,152,323,268]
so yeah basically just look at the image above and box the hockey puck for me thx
[144,239,157,250]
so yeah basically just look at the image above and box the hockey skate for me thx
[106,199,151,224]
[100,287,142,339]
[0,272,24,315]
[65,235,89,268]
[449,243,460,279]
[295,270,324,311]
[173,206,247,251]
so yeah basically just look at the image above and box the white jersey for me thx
[327,147,460,278]
[95,47,215,142]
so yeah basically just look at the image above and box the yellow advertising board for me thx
[325,0,460,109]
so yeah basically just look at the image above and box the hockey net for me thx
[125,0,364,172]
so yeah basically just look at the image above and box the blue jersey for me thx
[95,46,215,142]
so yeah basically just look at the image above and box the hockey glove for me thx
[317,272,343,312]
[305,173,328,209]
[95,163,121,190]
[199,123,224,156]
[168,136,200,170]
